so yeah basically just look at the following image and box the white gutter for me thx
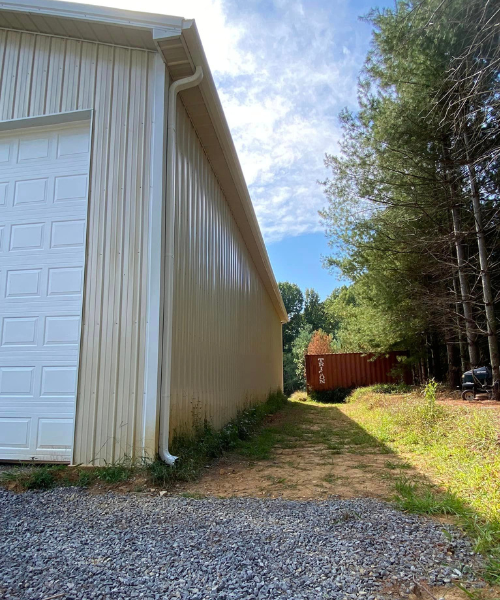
[159,66,204,465]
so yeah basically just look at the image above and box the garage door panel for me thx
[0,418,31,449]
[0,313,81,351]
[0,141,11,163]
[5,268,42,298]
[57,130,90,157]
[44,315,81,346]
[50,219,86,249]
[0,416,73,459]
[0,121,89,461]
[0,366,35,396]
[0,174,88,219]
[1,216,87,256]
[18,135,51,162]
[54,174,88,203]
[2,264,84,302]
[37,418,73,450]
[10,222,45,251]
[1,316,39,346]
[14,177,49,206]
[0,181,7,206]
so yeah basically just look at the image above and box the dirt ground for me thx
[179,403,411,500]
[179,392,500,501]
[438,389,500,411]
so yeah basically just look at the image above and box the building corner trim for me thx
[142,53,167,461]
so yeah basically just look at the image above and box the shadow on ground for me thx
[180,400,430,500]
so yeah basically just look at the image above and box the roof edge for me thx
[0,0,185,32]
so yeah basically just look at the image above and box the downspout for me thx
[159,66,204,464]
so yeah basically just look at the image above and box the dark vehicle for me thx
[461,366,493,401]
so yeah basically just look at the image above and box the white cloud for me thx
[64,0,370,243]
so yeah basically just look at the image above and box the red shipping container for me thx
[305,352,410,391]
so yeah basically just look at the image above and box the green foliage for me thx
[76,469,98,487]
[147,390,288,486]
[278,282,304,352]
[283,351,300,396]
[0,465,65,490]
[319,0,500,376]
[97,464,133,483]
[304,289,327,332]
[290,324,313,388]
[278,281,304,317]
[394,476,464,516]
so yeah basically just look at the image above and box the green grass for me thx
[0,462,130,490]
[237,427,281,460]
[384,459,411,470]
[344,385,500,583]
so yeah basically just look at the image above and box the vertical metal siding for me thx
[0,30,155,464]
[306,352,411,390]
[168,102,283,436]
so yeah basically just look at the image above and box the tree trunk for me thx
[431,332,443,381]
[450,204,480,367]
[452,275,468,372]
[442,140,480,367]
[464,131,500,394]
[445,338,461,389]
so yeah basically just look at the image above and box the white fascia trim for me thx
[0,0,185,34]
[142,53,167,461]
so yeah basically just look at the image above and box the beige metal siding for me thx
[168,102,283,435]
[0,29,155,464]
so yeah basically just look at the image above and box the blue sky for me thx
[69,0,388,299]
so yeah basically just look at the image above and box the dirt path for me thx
[179,400,417,500]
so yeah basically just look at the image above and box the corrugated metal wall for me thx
[168,102,283,435]
[0,29,156,464]
[306,352,411,391]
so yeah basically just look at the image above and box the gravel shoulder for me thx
[0,488,485,600]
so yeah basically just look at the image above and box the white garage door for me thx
[0,121,90,461]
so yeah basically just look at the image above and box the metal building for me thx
[0,0,287,465]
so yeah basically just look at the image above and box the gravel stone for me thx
[0,488,482,599]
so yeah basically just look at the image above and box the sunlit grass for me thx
[344,386,500,583]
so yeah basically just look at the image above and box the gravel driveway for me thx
[0,488,480,600]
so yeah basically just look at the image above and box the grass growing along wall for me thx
[344,384,500,583]
[0,390,287,492]
[148,390,287,485]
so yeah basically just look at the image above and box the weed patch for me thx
[0,390,288,493]
[147,390,287,486]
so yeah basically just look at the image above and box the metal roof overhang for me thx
[0,0,288,323]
